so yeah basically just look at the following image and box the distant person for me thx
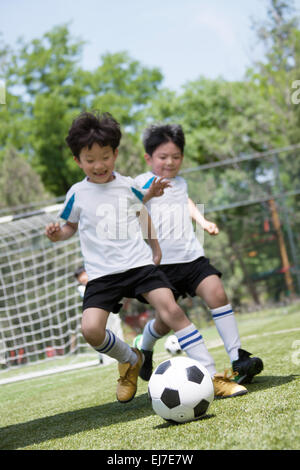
[135,123,263,390]
[74,266,88,299]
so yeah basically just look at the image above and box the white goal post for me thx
[0,204,123,383]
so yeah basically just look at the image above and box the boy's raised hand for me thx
[203,220,219,235]
[148,177,172,198]
[142,177,171,203]
[45,222,62,242]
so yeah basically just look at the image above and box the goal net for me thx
[0,205,123,383]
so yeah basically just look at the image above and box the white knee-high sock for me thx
[210,304,241,362]
[94,329,137,365]
[141,319,163,351]
[175,323,216,377]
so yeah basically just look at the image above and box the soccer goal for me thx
[0,205,123,384]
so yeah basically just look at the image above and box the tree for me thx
[0,148,50,209]
[0,25,164,195]
[249,0,300,145]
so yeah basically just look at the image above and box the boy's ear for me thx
[73,156,82,168]
[114,148,119,159]
[144,153,152,166]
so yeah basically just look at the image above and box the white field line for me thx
[0,357,115,385]
[1,327,299,385]
[204,327,300,350]
[154,326,300,361]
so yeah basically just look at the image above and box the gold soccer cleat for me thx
[213,370,248,399]
[116,348,144,403]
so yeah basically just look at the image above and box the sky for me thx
[1,0,300,91]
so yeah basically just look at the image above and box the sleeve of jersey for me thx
[180,177,189,194]
[127,177,147,205]
[133,175,156,194]
[59,190,80,223]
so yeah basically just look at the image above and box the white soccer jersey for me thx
[134,171,204,264]
[59,172,154,281]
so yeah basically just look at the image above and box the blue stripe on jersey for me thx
[60,193,75,220]
[131,187,144,202]
[212,309,233,319]
[142,176,155,189]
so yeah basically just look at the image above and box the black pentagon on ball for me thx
[194,399,210,418]
[161,388,181,409]
[186,365,204,384]
[155,360,171,375]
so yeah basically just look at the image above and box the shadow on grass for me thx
[246,374,299,393]
[0,392,153,450]
[2,375,298,449]
[154,413,216,429]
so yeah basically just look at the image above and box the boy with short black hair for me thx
[135,123,263,387]
[45,111,243,404]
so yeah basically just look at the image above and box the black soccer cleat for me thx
[232,348,264,384]
[139,349,153,381]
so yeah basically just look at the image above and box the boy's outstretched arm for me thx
[45,221,78,242]
[138,205,162,265]
[142,177,171,204]
[188,198,219,235]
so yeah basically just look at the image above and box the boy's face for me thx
[74,142,118,184]
[145,141,183,179]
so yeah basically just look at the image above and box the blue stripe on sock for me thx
[212,309,233,319]
[107,332,116,352]
[96,330,116,353]
[148,321,161,339]
[177,329,199,343]
[96,331,111,353]
[179,334,203,349]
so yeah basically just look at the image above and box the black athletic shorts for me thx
[159,256,222,299]
[82,264,177,313]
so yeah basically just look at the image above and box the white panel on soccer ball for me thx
[178,381,206,408]
[162,365,186,389]
[170,404,195,423]
[151,398,172,421]
[147,373,167,399]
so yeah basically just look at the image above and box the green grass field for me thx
[0,303,299,450]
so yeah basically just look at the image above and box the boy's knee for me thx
[215,286,228,306]
[162,303,187,324]
[81,320,106,347]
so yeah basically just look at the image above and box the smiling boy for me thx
[45,112,240,403]
[135,123,263,390]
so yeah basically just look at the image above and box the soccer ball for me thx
[148,356,214,423]
[132,334,143,350]
[164,335,182,356]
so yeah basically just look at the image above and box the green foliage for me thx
[249,0,300,145]
[0,25,163,195]
[0,0,299,306]
[87,51,163,128]
[1,3,299,195]
[0,148,50,209]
